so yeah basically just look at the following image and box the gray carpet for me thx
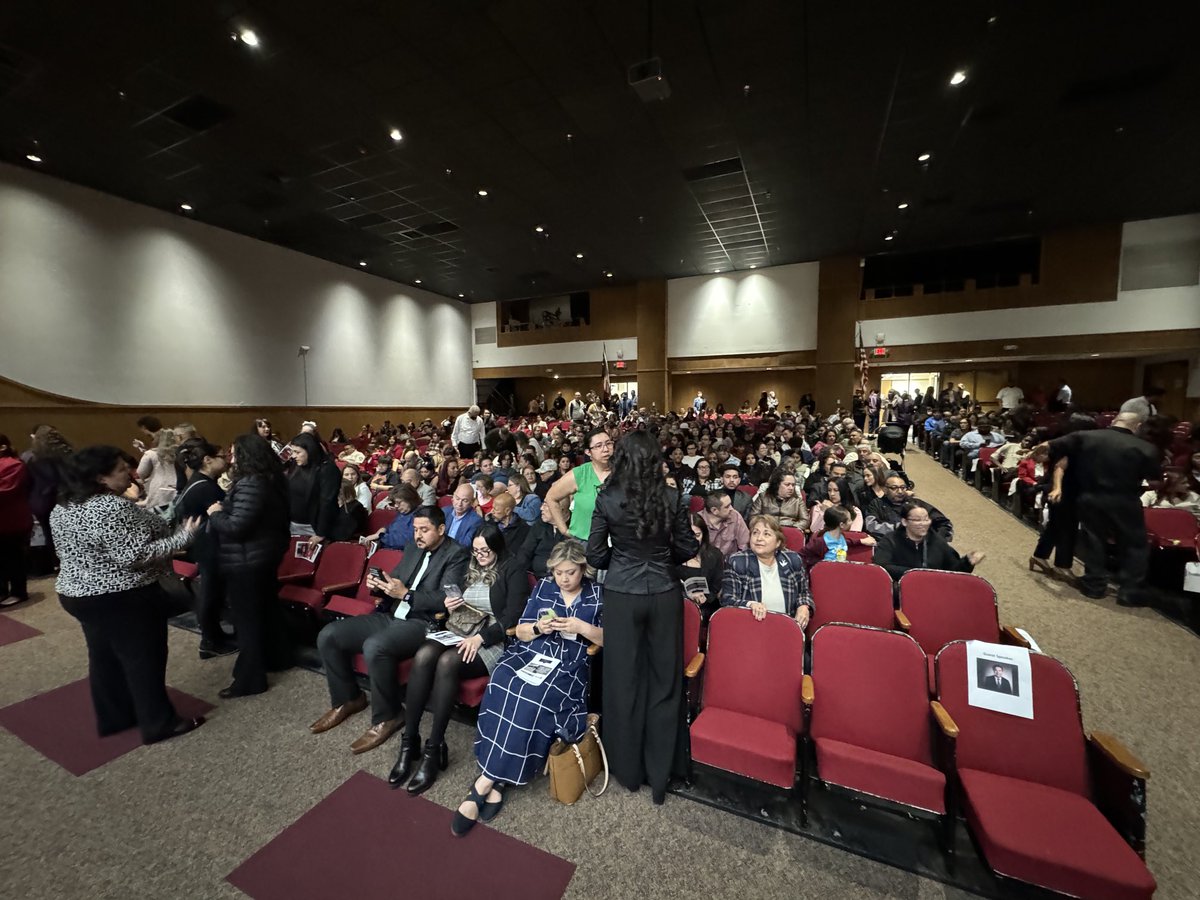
[0,451,1195,899]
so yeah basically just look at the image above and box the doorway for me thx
[879,372,940,402]
[1143,360,1189,420]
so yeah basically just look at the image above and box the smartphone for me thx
[368,567,386,597]
[443,583,463,600]
[538,608,556,623]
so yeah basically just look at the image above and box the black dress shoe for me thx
[199,638,238,660]
[388,735,421,788]
[145,716,205,745]
[219,684,265,699]
[406,741,449,795]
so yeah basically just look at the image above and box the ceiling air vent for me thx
[162,94,234,131]
[416,221,459,236]
[682,157,744,182]
[474,326,497,345]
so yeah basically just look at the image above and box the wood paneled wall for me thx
[668,370,815,413]
[496,283,640,348]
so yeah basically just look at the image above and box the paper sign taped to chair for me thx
[966,641,1033,719]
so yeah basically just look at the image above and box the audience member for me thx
[435,457,462,496]
[801,507,875,569]
[341,463,373,510]
[750,469,806,528]
[23,425,73,568]
[715,463,752,522]
[506,473,542,523]
[50,446,204,743]
[389,524,528,795]
[1141,470,1200,524]
[310,505,470,754]
[0,434,32,607]
[136,428,179,514]
[865,474,954,541]
[175,439,233,656]
[451,405,486,459]
[874,502,984,581]
[720,515,813,629]
[207,433,293,697]
[454,540,601,836]
[285,432,340,542]
[677,512,724,618]
[701,491,750,557]
[445,483,484,548]
[254,418,285,457]
[545,427,614,540]
[487,492,532,567]
[1120,387,1164,421]
[368,484,419,550]
[808,478,862,532]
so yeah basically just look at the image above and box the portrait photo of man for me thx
[979,662,1017,695]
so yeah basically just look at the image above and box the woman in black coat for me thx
[587,430,699,804]
[176,439,234,657]
[207,433,292,698]
[676,512,723,621]
[285,431,340,542]
[388,523,529,795]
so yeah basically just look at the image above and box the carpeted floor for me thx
[1,451,1196,899]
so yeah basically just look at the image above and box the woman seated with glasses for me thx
[386,523,528,796]
[721,514,813,629]
[451,539,602,836]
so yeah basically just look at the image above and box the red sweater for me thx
[0,456,32,535]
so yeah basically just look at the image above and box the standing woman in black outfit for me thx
[284,432,340,542]
[587,430,699,804]
[176,438,235,658]
[207,433,292,698]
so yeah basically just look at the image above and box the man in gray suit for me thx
[309,505,469,753]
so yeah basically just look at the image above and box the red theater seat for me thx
[690,607,805,789]
[842,531,874,563]
[366,507,398,535]
[688,495,705,513]
[325,549,403,618]
[781,526,806,553]
[279,542,367,610]
[806,561,895,638]
[1143,507,1199,552]
[277,536,318,585]
[935,642,1155,898]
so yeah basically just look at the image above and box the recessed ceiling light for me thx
[415,279,422,284]
[389,128,403,142]
[25,153,42,163]
[749,265,757,269]
[714,269,722,273]
[458,293,465,298]
[605,272,613,278]
[238,28,260,47]
[358,260,366,267]
[917,152,931,162]
[477,189,488,197]
[534,225,544,233]
[1090,353,1100,358]
[554,374,560,380]
[180,203,192,211]
[949,70,967,86]
[575,252,584,259]
[884,235,894,241]
[897,202,909,210]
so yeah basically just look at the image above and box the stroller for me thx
[876,423,907,459]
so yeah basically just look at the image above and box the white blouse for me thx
[758,559,787,614]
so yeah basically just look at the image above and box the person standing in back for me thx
[284,432,340,543]
[0,435,32,607]
[587,431,699,805]
[207,433,292,697]
[176,438,235,658]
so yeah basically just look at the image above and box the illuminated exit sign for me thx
[872,347,890,358]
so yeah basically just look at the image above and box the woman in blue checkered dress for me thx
[451,540,603,836]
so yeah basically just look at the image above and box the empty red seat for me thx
[936,642,1156,898]
[781,525,806,553]
[279,541,367,610]
[325,548,403,617]
[806,561,895,638]
[897,569,1027,691]
[690,607,805,788]
[371,491,389,509]
[806,624,948,820]
[366,506,397,535]
[1143,507,1199,552]
[277,536,318,585]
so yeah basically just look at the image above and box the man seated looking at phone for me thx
[309,505,470,754]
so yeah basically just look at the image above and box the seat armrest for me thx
[999,624,1030,648]
[506,626,518,637]
[894,609,912,631]
[684,652,705,679]
[321,580,362,595]
[930,701,959,739]
[276,573,314,585]
[801,674,814,707]
[1088,731,1150,857]
[586,642,601,657]
[1089,731,1149,779]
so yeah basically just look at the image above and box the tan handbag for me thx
[545,713,609,804]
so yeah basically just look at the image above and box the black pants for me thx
[59,584,181,742]
[457,442,481,461]
[316,612,429,724]
[225,565,292,694]
[403,640,488,746]
[602,587,686,795]
[1076,494,1148,602]
[0,531,30,600]
[1033,501,1077,569]
[195,558,226,645]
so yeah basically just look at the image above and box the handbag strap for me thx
[571,722,609,798]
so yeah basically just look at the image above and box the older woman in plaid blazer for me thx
[720,514,814,629]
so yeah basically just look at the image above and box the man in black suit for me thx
[310,505,469,753]
[982,665,1014,694]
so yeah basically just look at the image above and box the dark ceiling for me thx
[2,1,1198,302]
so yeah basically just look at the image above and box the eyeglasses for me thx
[885,484,907,491]
[589,440,614,450]
[472,547,494,557]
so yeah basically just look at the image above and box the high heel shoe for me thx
[1028,556,1053,575]
[406,740,449,795]
[388,735,421,788]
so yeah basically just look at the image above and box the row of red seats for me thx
[688,611,1155,899]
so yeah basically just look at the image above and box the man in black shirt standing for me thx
[1048,413,1160,605]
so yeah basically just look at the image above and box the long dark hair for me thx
[288,431,328,467]
[824,477,858,519]
[231,433,285,482]
[608,430,672,540]
[765,467,795,500]
[178,438,221,473]
[59,445,126,504]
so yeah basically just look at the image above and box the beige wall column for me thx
[635,279,669,411]
[815,256,862,409]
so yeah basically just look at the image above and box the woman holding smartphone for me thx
[387,523,527,795]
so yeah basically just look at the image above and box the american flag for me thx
[856,323,869,395]
[600,345,611,397]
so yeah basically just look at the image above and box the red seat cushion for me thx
[458,676,488,707]
[691,707,797,789]
[172,560,199,580]
[278,584,326,609]
[814,737,945,813]
[325,595,376,617]
[959,769,1156,900]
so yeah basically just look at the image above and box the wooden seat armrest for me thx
[586,642,601,657]
[931,701,959,739]
[321,580,362,595]
[506,627,518,637]
[276,573,313,585]
[801,674,814,706]
[684,652,705,679]
[1089,731,1150,780]
[894,609,912,631]
[999,624,1030,647]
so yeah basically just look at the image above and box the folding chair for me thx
[896,569,1028,692]
[806,624,952,847]
[806,561,895,638]
[279,541,368,610]
[689,607,806,789]
[935,642,1156,899]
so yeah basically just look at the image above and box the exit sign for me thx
[872,347,890,358]
[615,360,626,369]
